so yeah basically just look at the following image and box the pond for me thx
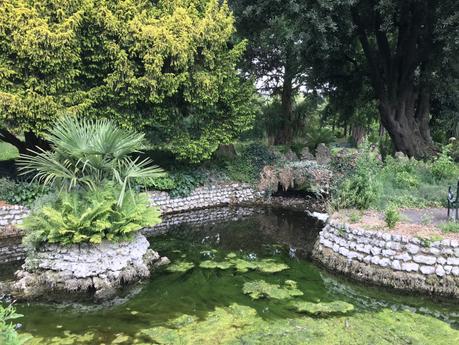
[7,207,459,344]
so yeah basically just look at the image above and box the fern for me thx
[21,185,161,248]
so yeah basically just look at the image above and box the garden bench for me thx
[447,181,459,220]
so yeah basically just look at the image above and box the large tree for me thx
[316,0,459,157]
[233,0,459,157]
[0,0,256,162]
[230,0,340,145]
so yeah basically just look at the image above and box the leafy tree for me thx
[233,0,459,157]
[230,0,341,145]
[0,0,256,161]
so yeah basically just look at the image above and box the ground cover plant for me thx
[331,142,459,212]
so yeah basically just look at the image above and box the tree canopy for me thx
[232,0,459,157]
[0,0,256,162]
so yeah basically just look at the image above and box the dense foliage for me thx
[0,178,50,207]
[331,142,458,211]
[22,185,159,247]
[0,304,24,345]
[18,116,164,206]
[0,0,257,161]
[19,117,162,246]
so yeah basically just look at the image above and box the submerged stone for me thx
[165,261,195,273]
[292,301,355,316]
[242,280,303,300]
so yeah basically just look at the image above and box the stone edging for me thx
[311,213,459,298]
[10,233,169,301]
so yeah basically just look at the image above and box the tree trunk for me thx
[0,129,49,155]
[379,92,435,158]
[274,45,295,145]
[351,1,437,158]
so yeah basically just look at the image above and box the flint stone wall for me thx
[11,233,168,300]
[312,215,459,297]
[148,183,262,214]
[0,184,262,263]
[0,205,28,228]
[0,205,29,263]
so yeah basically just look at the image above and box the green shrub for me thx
[332,142,381,209]
[168,171,207,197]
[136,175,177,191]
[431,145,457,180]
[384,204,400,229]
[306,127,336,151]
[0,304,24,345]
[18,116,164,206]
[393,171,419,188]
[225,143,275,184]
[0,178,50,207]
[22,184,161,248]
[439,221,459,233]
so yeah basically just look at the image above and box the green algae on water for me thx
[242,280,303,300]
[199,260,233,270]
[291,300,355,316]
[165,261,195,273]
[199,256,289,273]
[133,304,459,345]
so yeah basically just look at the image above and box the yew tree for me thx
[316,0,459,157]
[0,0,256,162]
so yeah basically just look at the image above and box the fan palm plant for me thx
[18,116,165,205]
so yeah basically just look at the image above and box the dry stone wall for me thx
[312,214,459,297]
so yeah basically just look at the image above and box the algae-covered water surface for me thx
[9,207,459,344]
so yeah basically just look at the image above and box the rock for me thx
[402,262,419,272]
[446,257,459,266]
[435,266,446,277]
[300,147,315,161]
[420,266,435,275]
[413,255,436,265]
[391,260,401,270]
[394,151,407,160]
[316,143,331,165]
[406,244,420,255]
[284,149,298,161]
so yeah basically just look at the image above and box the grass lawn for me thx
[0,141,19,161]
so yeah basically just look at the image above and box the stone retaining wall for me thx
[148,183,261,214]
[0,206,29,263]
[0,205,28,228]
[0,184,262,263]
[312,215,459,297]
[10,233,169,301]
[144,206,259,235]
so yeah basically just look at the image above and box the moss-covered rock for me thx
[242,280,303,300]
[292,301,355,316]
